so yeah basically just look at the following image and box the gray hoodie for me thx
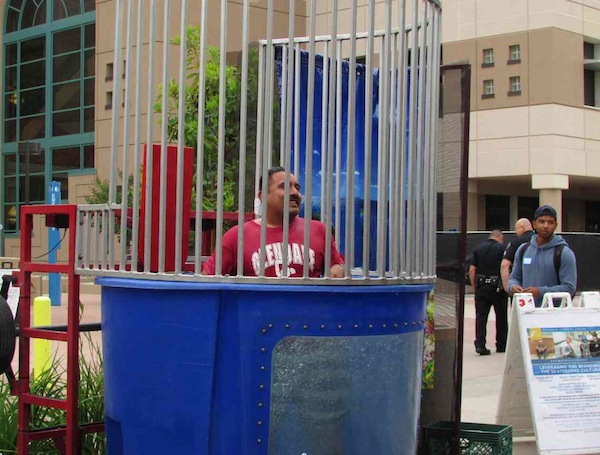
[508,234,577,305]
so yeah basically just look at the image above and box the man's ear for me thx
[258,190,263,202]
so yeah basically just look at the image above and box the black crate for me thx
[423,421,512,455]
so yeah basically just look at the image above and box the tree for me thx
[154,25,263,212]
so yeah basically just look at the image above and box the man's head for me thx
[258,166,302,224]
[515,218,533,236]
[489,229,504,243]
[533,205,558,243]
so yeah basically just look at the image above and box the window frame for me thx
[508,76,521,96]
[2,0,96,234]
[482,48,494,68]
[482,79,495,99]
[508,44,521,64]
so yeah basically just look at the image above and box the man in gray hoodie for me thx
[508,205,577,307]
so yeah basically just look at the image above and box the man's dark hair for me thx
[258,166,286,191]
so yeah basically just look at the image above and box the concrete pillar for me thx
[509,196,518,229]
[467,180,479,230]
[532,174,569,232]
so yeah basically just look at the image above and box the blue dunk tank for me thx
[99,280,432,454]
[89,0,442,453]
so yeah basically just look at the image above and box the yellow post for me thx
[33,295,52,379]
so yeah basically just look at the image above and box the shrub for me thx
[0,334,105,454]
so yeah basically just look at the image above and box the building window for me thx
[585,200,600,232]
[2,0,96,233]
[518,197,539,221]
[584,69,596,106]
[482,79,494,99]
[482,48,494,67]
[584,42,600,107]
[106,62,114,81]
[508,76,521,95]
[584,42,595,60]
[508,44,521,64]
[485,195,509,230]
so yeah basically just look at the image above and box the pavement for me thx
[460,293,506,424]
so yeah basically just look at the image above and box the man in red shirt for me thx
[202,166,345,277]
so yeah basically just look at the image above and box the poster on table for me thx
[515,294,600,455]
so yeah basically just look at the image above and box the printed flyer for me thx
[525,325,600,453]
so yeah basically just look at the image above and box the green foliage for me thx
[84,172,136,245]
[154,25,262,212]
[86,25,278,238]
[84,173,135,209]
[0,336,105,454]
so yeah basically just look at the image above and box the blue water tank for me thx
[98,278,431,454]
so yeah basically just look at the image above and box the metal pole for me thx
[215,0,228,275]
[407,0,420,277]
[175,0,189,273]
[294,43,301,176]
[334,39,342,254]
[130,0,144,272]
[144,0,157,272]
[303,0,317,278]
[24,142,30,205]
[388,31,399,276]
[237,0,251,276]
[194,0,209,274]
[429,9,441,277]
[324,0,339,277]
[345,0,358,275]
[281,0,297,279]
[415,0,428,276]
[363,0,376,277]
[280,46,288,166]
[108,0,125,270]
[158,0,171,273]
[320,41,329,220]
[396,0,408,276]
[259,0,275,277]
[254,44,265,203]
[119,0,135,270]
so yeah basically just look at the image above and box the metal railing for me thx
[76,0,442,285]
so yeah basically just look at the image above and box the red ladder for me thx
[16,204,104,455]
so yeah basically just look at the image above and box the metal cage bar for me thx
[76,0,442,285]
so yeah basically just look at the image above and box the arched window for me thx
[2,0,95,234]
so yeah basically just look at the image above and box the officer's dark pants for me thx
[475,286,508,350]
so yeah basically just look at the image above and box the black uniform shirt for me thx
[472,239,505,277]
[503,230,534,263]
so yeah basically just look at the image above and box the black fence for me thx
[437,231,600,292]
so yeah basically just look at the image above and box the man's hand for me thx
[511,285,524,294]
[330,264,345,278]
[523,287,541,298]
[500,259,511,292]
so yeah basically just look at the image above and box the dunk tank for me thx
[79,0,442,453]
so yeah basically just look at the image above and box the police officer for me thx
[469,230,508,355]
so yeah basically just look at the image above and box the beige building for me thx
[0,0,308,258]
[4,0,595,261]
[0,0,412,258]
[442,0,600,231]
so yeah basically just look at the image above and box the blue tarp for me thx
[275,48,385,269]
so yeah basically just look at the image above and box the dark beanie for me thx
[533,205,557,220]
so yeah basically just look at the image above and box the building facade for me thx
[0,0,307,258]
[442,0,600,231]
[4,0,598,259]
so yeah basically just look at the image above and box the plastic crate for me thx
[423,421,513,455]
